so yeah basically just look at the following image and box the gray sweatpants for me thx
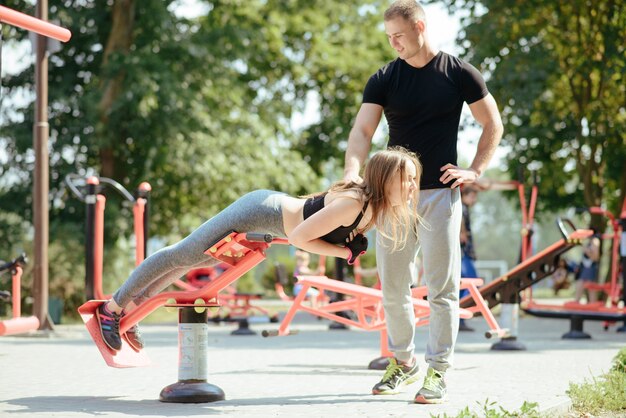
[376,188,462,372]
[112,190,287,307]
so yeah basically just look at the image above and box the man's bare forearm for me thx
[344,130,373,179]
[470,120,503,177]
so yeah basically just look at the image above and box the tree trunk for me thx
[97,0,136,178]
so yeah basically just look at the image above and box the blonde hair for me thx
[311,147,422,252]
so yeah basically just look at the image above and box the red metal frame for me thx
[582,205,623,304]
[272,276,505,359]
[88,179,152,300]
[79,232,288,367]
[523,197,625,311]
[0,5,72,42]
[0,265,40,336]
[199,266,273,318]
[175,266,275,319]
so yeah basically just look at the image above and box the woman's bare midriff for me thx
[281,191,371,238]
[280,196,307,236]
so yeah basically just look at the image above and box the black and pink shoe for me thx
[96,303,122,351]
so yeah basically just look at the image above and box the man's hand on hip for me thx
[440,163,480,188]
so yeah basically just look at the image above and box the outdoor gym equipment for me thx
[78,221,501,401]
[0,254,40,336]
[460,219,599,336]
[415,176,540,350]
[522,197,626,338]
[176,266,279,336]
[79,231,288,403]
[0,5,71,42]
[65,174,152,300]
[266,275,506,370]
[1,4,73,331]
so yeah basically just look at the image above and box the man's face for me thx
[384,16,423,61]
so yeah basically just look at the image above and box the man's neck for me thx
[405,45,439,69]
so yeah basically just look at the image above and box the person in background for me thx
[574,227,602,304]
[293,249,324,298]
[459,185,479,332]
[551,258,573,296]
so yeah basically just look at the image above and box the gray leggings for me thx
[112,190,287,307]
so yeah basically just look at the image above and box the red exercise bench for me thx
[266,275,506,369]
[79,231,287,403]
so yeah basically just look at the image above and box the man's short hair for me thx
[384,0,426,22]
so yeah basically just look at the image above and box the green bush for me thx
[567,348,626,416]
[612,347,626,374]
[432,399,540,417]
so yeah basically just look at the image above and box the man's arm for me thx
[440,93,504,188]
[344,103,383,182]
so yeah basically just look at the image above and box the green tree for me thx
[435,0,626,219]
[0,0,390,308]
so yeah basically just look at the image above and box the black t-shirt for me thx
[302,193,369,245]
[363,52,489,189]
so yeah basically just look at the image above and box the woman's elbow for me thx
[288,234,306,250]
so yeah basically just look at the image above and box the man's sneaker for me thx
[124,324,145,351]
[96,303,122,351]
[372,357,420,395]
[414,368,448,404]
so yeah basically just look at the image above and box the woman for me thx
[96,147,422,351]
[574,228,602,303]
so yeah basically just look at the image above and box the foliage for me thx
[433,0,626,219]
[612,347,626,374]
[0,0,390,314]
[567,369,626,416]
[431,399,540,418]
[431,349,626,417]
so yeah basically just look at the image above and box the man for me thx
[342,0,503,404]
[459,185,479,332]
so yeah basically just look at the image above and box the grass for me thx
[432,347,626,418]
[567,370,626,417]
[432,400,541,418]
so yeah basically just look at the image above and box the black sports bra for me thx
[303,193,369,244]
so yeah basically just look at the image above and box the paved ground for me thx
[1,310,625,417]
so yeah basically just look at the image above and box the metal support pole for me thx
[84,178,98,300]
[159,307,225,403]
[32,0,53,330]
[491,303,526,351]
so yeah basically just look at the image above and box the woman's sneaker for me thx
[96,303,122,351]
[414,368,448,404]
[124,324,145,351]
[372,357,420,395]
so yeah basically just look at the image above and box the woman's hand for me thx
[345,234,368,265]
